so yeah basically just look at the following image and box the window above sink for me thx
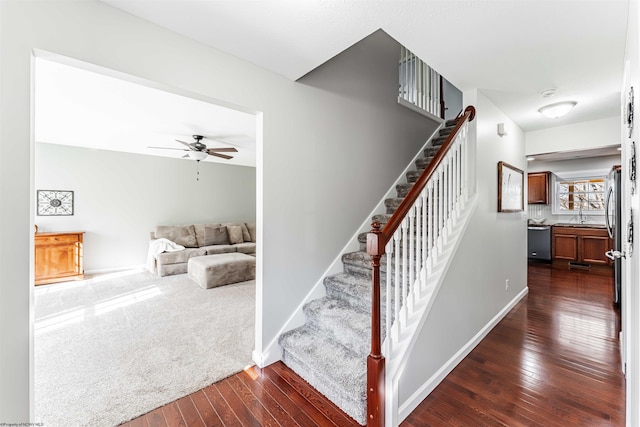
[551,173,607,215]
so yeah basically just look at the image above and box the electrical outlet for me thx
[505,279,509,291]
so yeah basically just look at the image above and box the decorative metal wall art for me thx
[631,141,637,195]
[37,190,74,216]
[628,86,634,138]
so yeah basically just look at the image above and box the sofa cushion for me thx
[204,226,229,246]
[155,225,198,248]
[221,222,251,242]
[157,247,206,264]
[227,225,244,244]
[246,222,256,243]
[193,223,221,247]
[204,245,237,255]
[234,242,256,255]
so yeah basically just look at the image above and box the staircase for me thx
[278,119,460,425]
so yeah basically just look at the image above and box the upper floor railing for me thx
[398,47,444,119]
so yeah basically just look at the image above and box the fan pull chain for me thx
[196,160,201,181]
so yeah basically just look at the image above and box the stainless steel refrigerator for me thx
[605,166,622,305]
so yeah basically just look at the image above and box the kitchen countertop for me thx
[552,223,607,229]
[527,222,607,229]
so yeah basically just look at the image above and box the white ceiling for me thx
[35,57,257,167]
[100,0,629,133]
[39,1,629,165]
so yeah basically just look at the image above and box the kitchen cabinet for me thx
[552,226,611,266]
[35,231,84,285]
[528,172,550,204]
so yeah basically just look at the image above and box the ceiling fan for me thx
[149,135,238,160]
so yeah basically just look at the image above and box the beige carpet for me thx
[34,269,255,427]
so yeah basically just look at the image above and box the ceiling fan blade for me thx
[176,139,195,150]
[206,147,238,153]
[148,146,189,151]
[209,152,234,160]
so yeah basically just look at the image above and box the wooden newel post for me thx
[366,222,385,427]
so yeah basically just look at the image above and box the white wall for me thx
[35,143,256,272]
[623,0,640,424]
[527,155,620,225]
[398,90,528,413]
[526,116,619,155]
[0,1,436,421]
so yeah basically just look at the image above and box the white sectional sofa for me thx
[149,221,256,277]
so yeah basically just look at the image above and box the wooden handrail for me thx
[365,105,476,427]
[379,105,475,243]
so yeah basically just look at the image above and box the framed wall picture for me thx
[498,162,524,212]
[37,190,74,216]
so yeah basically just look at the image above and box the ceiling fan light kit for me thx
[148,134,238,160]
[187,151,208,161]
[538,101,577,119]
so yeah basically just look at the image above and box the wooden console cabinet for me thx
[527,172,550,204]
[34,231,84,285]
[552,226,611,266]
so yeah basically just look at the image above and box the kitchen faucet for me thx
[579,204,585,224]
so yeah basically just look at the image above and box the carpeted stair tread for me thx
[372,213,393,225]
[279,327,367,424]
[406,170,421,183]
[415,156,435,170]
[439,126,454,136]
[324,272,372,310]
[303,297,370,356]
[432,135,447,146]
[396,182,414,198]
[385,197,405,214]
[424,146,440,157]
[445,118,458,127]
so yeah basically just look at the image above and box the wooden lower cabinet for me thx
[34,231,84,285]
[552,226,611,266]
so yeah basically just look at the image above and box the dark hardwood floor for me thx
[123,262,625,426]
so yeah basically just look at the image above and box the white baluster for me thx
[417,59,422,110]
[426,181,432,267]
[447,152,453,233]
[438,168,444,252]
[401,217,409,327]
[415,196,422,299]
[422,190,429,277]
[408,206,416,313]
[394,229,401,341]
[385,239,393,356]
[461,124,468,201]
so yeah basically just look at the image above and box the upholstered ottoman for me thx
[187,253,255,289]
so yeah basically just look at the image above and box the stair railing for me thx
[366,105,476,427]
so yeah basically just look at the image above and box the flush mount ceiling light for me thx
[538,101,577,119]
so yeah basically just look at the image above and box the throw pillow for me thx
[246,222,257,243]
[204,226,229,246]
[221,222,251,242]
[154,225,198,248]
[227,225,244,244]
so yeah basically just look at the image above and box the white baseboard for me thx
[397,286,529,422]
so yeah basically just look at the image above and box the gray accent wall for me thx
[34,142,256,272]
